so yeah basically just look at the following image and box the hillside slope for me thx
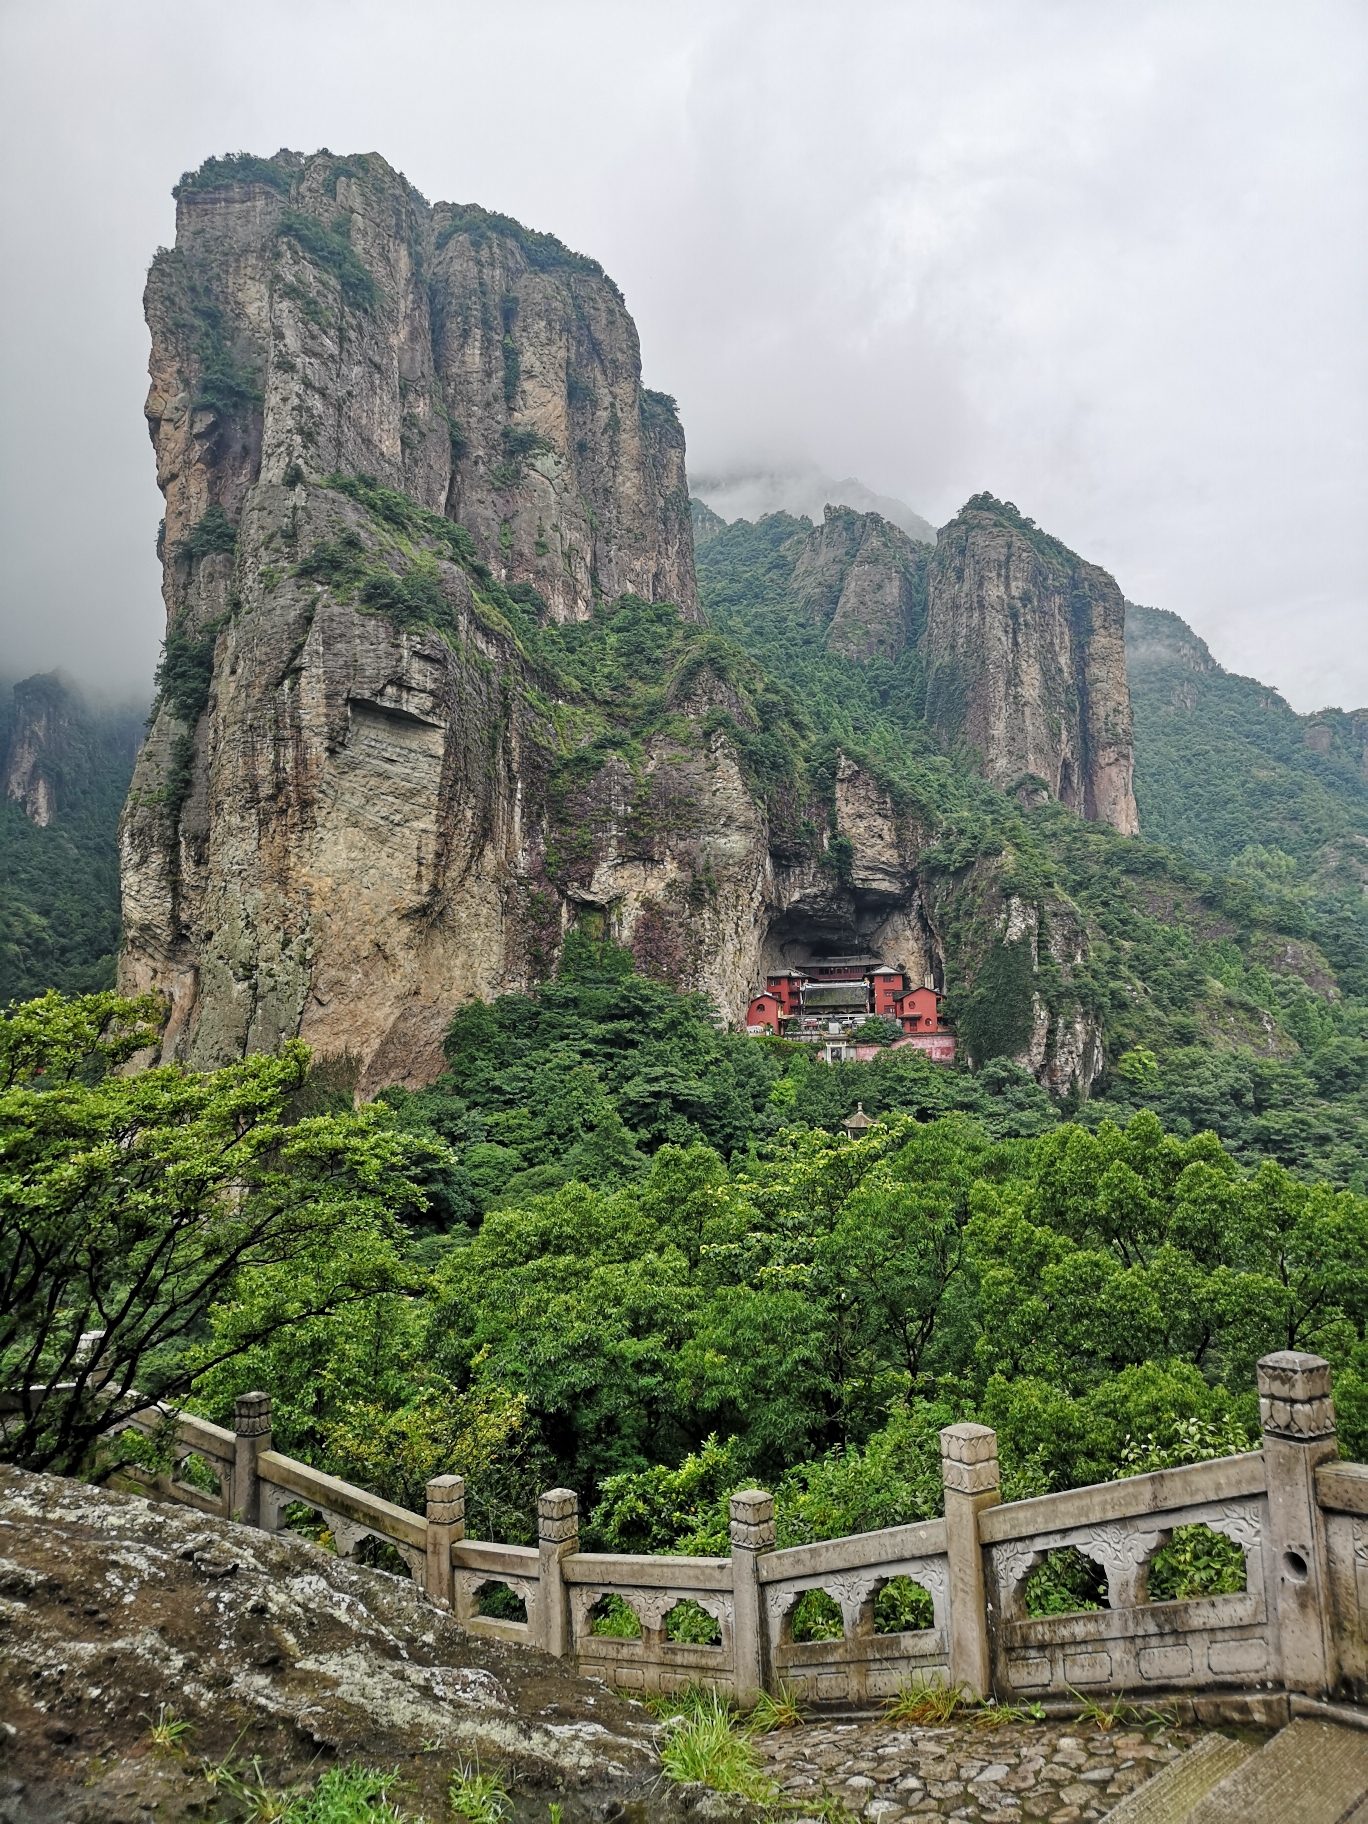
[1126,600,1368,882]
[0,673,144,1003]
[697,508,1368,1180]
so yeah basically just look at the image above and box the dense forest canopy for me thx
[3,989,1363,1592]
[5,499,1368,1601]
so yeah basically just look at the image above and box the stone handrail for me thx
[103,1350,1368,1713]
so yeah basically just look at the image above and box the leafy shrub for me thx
[1023,1547,1108,1616]
[789,1588,843,1641]
[1147,1524,1246,1600]
[173,152,295,198]
[665,1598,722,1644]
[589,1593,641,1637]
[154,619,223,726]
[873,1574,935,1632]
[278,210,378,311]
[173,505,237,563]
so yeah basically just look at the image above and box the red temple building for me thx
[745,959,953,1062]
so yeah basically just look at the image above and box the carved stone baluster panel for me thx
[328,1518,372,1559]
[828,1570,877,1634]
[260,1484,292,1535]
[570,1585,601,1641]
[992,1541,1042,1621]
[1081,1522,1166,1609]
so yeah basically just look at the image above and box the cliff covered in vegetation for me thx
[117,151,1133,1101]
[0,673,143,1004]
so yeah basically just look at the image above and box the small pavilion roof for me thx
[842,1102,876,1135]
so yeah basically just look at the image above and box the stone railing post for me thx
[730,1489,775,1707]
[1258,1350,1339,1697]
[233,1391,272,1527]
[425,1474,464,1610]
[940,1422,1000,1700]
[537,1488,579,1657]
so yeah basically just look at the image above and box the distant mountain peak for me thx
[689,464,936,545]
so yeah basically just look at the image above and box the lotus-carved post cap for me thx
[234,1391,272,1437]
[940,1421,1000,1495]
[1257,1352,1335,1441]
[729,1488,776,1551]
[426,1474,465,1524]
[538,1487,580,1544]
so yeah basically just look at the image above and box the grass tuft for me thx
[750,1681,805,1731]
[655,1687,780,1803]
[145,1704,194,1753]
[206,1760,412,1822]
[448,1760,510,1824]
[882,1672,963,1726]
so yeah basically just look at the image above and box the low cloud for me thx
[0,1,1362,709]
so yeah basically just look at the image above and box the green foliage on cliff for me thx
[173,505,238,563]
[1126,602,1368,876]
[0,677,143,1005]
[174,152,296,198]
[277,209,379,311]
[186,293,263,422]
[697,505,1368,1186]
[696,511,936,774]
[434,203,610,284]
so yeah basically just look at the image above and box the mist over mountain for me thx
[690,465,936,545]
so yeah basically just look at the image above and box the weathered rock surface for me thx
[117,151,1109,1102]
[925,497,1138,835]
[787,506,929,662]
[3,675,141,830]
[0,1465,702,1824]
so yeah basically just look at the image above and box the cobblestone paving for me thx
[753,1716,1218,1822]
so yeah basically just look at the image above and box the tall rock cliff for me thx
[925,495,1138,834]
[787,505,928,662]
[5,674,74,827]
[3,672,142,831]
[124,151,934,1092]
[118,152,1117,1104]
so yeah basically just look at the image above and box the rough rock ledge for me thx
[0,1467,724,1823]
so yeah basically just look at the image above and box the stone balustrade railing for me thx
[104,1350,1368,1713]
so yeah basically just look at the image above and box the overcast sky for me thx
[1,0,1363,710]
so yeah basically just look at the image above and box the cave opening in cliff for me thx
[761,894,910,976]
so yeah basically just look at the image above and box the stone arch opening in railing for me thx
[1018,1545,1112,1618]
[871,1573,937,1635]
[174,1451,223,1501]
[587,1593,642,1638]
[472,1579,529,1624]
[789,1588,845,1643]
[662,1597,723,1646]
[1142,1513,1256,1604]
[351,1533,415,1579]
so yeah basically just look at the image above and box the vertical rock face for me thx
[120,151,720,1088]
[4,675,73,826]
[787,506,929,661]
[925,495,1138,834]
[430,206,696,622]
[4,673,142,829]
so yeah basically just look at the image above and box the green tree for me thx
[0,992,426,1473]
